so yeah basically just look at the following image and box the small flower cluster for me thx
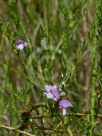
[45,85,72,116]
[16,40,28,50]
[15,40,72,116]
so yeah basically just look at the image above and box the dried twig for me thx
[0,125,35,136]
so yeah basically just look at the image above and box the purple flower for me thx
[16,40,28,50]
[45,85,60,101]
[59,99,72,116]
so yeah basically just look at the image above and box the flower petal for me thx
[59,99,72,109]
[46,93,54,99]
[62,109,67,116]
[45,84,60,101]
[16,44,25,50]
[16,40,28,50]
[45,85,52,93]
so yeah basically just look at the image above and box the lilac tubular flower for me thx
[59,99,72,116]
[16,40,28,50]
[45,85,60,101]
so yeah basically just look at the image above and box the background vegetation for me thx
[0,0,102,135]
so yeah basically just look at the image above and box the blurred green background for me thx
[0,0,102,136]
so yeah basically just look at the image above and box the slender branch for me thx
[0,125,35,136]
[30,124,102,135]
[31,112,102,119]
[0,124,102,136]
